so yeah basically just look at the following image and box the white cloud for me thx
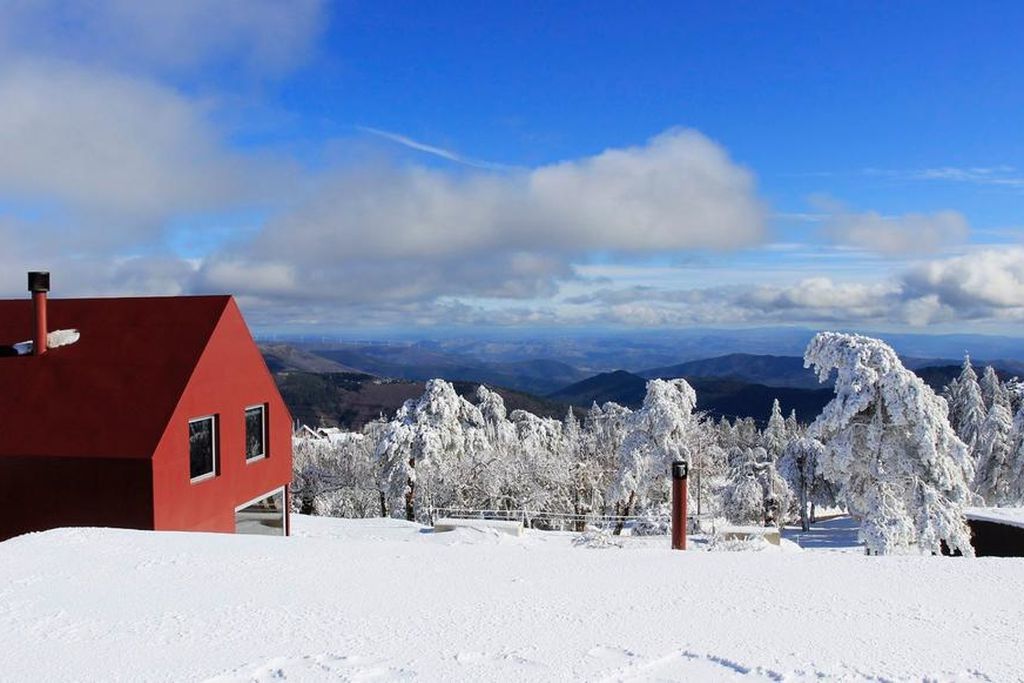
[902,248,1024,312]
[202,128,766,304]
[528,129,765,252]
[559,248,1024,329]
[824,208,969,255]
[0,0,326,75]
[0,61,289,247]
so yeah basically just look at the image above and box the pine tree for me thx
[948,354,986,456]
[980,365,1011,412]
[1005,406,1024,504]
[973,403,1014,505]
[761,398,788,462]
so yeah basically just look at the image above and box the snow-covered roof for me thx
[964,507,1024,530]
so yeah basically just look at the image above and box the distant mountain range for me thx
[547,370,835,423]
[640,354,825,389]
[309,346,588,395]
[263,342,1024,429]
[546,359,1023,423]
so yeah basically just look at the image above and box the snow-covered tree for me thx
[506,410,572,524]
[582,401,632,511]
[973,403,1015,505]
[778,436,836,531]
[291,426,381,517]
[375,379,487,521]
[946,354,986,455]
[761,398,788,462]
[734,417,761,450]
[805,332,975,556]
[980,365,1011,412]
[719,446,791,527]
[785,409,801,437]
[609,379,697,533]
[687,415,728,518]
[563,408,599,529]
[1008,407,1024,504]
[721,447,764,525]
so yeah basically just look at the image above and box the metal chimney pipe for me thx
[28,271,50,356]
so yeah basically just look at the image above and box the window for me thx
[189,416,217,482]
[245,405,267,461]
[235,488,285,536]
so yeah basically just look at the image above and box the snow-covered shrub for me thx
[572,528,623,549]
[805,332,975,556]
[706,529,775,552]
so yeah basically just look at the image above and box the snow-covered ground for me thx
[1,516,1022,682]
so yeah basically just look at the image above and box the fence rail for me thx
[426,507,713,532]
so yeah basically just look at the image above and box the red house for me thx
[0,272,292,542]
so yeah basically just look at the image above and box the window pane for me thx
[245,406,266,460]
[235,490,285,536]
[189,417,215,480]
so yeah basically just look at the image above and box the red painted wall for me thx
[0,456,153,541]
[151,299,292,533]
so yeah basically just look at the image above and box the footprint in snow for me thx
[203,653,414,682]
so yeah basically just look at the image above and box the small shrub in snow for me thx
[706,530,774,552]
[572,528,623,549]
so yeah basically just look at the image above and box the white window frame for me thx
[188,415,218,483]
[234,486,286,513]
[234,486,286,536]
[244,403,267,463]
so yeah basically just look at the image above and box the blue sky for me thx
[0,1,1022,334]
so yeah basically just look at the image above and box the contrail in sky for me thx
[356,125,515,171]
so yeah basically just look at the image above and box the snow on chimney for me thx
[28,271,49,356]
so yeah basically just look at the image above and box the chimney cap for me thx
[28,271,50,293]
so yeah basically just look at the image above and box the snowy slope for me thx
[0,517,1022,682]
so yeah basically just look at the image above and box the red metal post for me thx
[671,460,688,550]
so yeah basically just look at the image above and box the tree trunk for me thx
[800,484,810,532]
[404,457,416,522]
[405,478,415,522]
[612,492,635,536]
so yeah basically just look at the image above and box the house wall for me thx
[0,455,152,541]
[151,299,293,533]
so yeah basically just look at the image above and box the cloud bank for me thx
[194,128,767,304]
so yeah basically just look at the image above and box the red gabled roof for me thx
[0,296,231,459]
